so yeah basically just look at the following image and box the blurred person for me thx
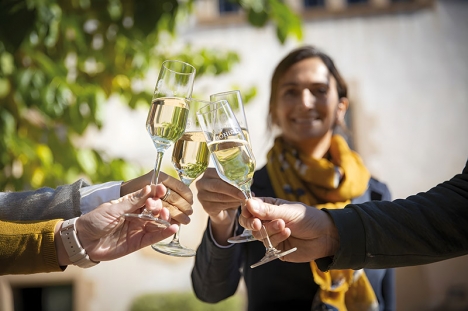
[1,184,178,275]
[239,159,468,269]
[0,170,193,225]
[191,46,395,311]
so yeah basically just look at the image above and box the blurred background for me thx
[1,0,467,310]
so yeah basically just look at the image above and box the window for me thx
[12,284,73,311]
[304,0,326,8]
[347,0,368,5]
[219,0,240,13]
[0,273,89,311]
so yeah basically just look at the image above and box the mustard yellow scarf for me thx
[266,134,378,311]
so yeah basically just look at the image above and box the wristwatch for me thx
[60,217,100,268]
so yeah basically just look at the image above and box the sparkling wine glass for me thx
[124,60,196,228]
[210,90,250,142]
[210,90,255,243]
[197,100,296,268]
[152,99,210,256]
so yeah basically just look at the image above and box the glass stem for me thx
[151,151,164,185]
[142,151,164,217]
[169,179,192,244]
[171,227,181,244]
[260,225,274,250]
[239,185,253,234]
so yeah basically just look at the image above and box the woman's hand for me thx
[195,168,246,245]
[120,171,193,225]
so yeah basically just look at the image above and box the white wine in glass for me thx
[173,131,210,185]
[210,90,255,243]
[197,100,296,268]
[208,138,255,197]
[124,60,196,227]
[152,99,210,256]
[197,100,255,197]
[146,97,189,158]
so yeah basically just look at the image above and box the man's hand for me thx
[121,171,193,225]
[239,197,340,263]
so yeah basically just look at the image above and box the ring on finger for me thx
[161,188,171,202]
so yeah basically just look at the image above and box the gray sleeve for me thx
[0,179,89,221]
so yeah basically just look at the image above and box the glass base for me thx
[227,229,256,244]
[250,247,297,268]
[123,212,171,229]
[152,241,196,257]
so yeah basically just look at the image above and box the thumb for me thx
[120,185,163,214]
[246,198,286,221]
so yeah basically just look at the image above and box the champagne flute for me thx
[210,90,255,243]
[197,100,296,268]
[124,60,196,227]
[152,99,210,256]
[210,90,250,142]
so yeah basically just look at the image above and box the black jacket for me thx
[319,159,468,270]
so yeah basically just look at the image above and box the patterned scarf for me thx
[266,134,378,311]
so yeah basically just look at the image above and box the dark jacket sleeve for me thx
[381,269,396,311]
[0,179,88,221]
[351,176,396,311]
[321,159,468,269]
[191,219,243,303]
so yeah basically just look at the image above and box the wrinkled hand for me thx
[121,171,193,225]
[239,197,340,263]
[76,184,179,262]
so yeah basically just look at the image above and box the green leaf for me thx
[36,144,53,167]
[0,51,15,75]
[247,8,268,27]
[77,148,98,175]
[0,78,10,98]
[269,0,303,43]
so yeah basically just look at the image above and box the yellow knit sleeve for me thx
[0,219,64,275]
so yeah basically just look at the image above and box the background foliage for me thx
[129,291,244,311]
[0,0,302,191]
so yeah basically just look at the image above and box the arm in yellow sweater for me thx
[0,219,65,275]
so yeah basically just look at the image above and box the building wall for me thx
[2,1,467,310]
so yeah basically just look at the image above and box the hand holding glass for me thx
[124,60,196,228]
[197,100,296,268]
[197,100,255,198]
[152,99,210,256]
[210,90,254,243]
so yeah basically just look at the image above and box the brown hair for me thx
[268,46,348,129]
